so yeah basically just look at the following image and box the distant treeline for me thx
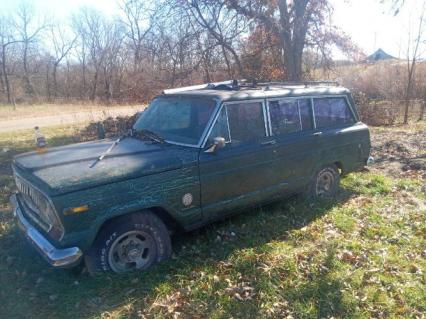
[0,0,366,105]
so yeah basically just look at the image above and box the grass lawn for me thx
[0,124,425,319]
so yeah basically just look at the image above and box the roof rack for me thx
[258,81,339,88]
[162,79,339,94]
[162,80,240,94]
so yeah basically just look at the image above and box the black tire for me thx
[85,211,171,274]
[306,164,340,200]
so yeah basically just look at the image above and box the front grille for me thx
[15,175,53,232]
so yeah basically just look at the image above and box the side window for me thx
[313,97,354,128]
[208,107,230,143]
[269,98,313,136]
[227,102,266,143]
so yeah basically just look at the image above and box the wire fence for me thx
[357,99,425,125]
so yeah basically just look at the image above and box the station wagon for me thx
[10,80,371,273]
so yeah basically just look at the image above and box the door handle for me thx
[313,132,323,137]
[261,139,276,146]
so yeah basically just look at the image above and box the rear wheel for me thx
[307,165,340,199]
[85,211,171,274]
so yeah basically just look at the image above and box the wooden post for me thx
[419,99,425,121]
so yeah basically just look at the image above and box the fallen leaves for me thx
[151,291,186,315]
[339,250,364,266]
[224,281,255,301]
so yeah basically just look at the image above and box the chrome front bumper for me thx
[10,194,83,267]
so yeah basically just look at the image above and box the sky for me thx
[331,0,425,59]
[0,0,424,59]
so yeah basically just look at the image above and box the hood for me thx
[13,138,196,195]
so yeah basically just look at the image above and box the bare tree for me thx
[0,15,22,104]
[102,24,125,102]
[119,0,158,72]
[72,8,111,101]
[49,24,77,98]
[403,0,425,124]
[184,0,248,77]
[13,2,46,96]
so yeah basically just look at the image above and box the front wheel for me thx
[306,165,340,200]
[85,211,172,274]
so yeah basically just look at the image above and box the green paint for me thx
[11,87,371,262]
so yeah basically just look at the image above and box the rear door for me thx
[265,97,318,190]
[311,96,364,172]
[198,100,277,218]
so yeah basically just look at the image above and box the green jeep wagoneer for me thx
[10,80,371,273]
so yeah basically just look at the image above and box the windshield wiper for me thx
[90,129,166,168]
[89,129,133,168]
[136,129,167,144]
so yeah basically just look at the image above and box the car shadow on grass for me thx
[0,185,359,319]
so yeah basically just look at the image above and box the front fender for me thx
[54,166,202,251]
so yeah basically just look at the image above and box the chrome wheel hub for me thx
[108,230,154,273]
[127,248,141,261]
[316,170,335,197]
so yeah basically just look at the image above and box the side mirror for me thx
[205,137,226,153]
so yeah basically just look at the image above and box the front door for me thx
[198,100,275,218]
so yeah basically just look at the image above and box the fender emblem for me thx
[182,193,193,207]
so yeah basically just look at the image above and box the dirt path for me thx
[0,107,140,132]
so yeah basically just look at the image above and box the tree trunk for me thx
[221,45,233,78]
[46,62,51,101]
[419,100,425,121]
[103,66,113,103]
[91,68,99,102]
[403,98,410,124]
[0,63,5,95]
[278,0,308,81]
[23,42,35,95]
[202,55,212,83]
[81,62,86,99]
[65,60,71,99]
[403,75,413,124]
[52,62,59,97]
[283,45,301,81]
[222,43,244,78]
[1,47,12,104]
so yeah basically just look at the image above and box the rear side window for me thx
[269,98,313,136]
[227,102,266,143]
[313,97,354,128]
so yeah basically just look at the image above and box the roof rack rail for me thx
[258,81,339,88]
[163,79,242,94]
[162,79,339,94]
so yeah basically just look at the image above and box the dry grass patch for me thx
[0,103,142,120]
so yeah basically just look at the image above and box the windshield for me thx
[133,96,217,146]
